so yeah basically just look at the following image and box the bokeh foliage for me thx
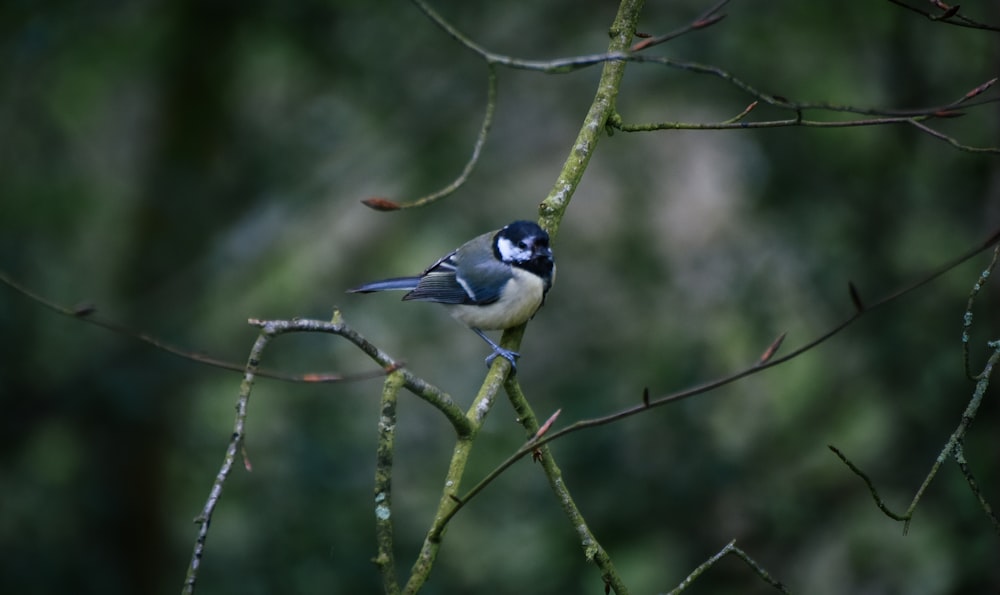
[1,1,998,593]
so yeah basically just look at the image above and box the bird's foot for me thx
[472,327,520,370]
[485,346,520,370]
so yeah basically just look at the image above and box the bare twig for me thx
[362,64,498,211]
[411,0,1000,154]
[180,315,468,595]
[630,0,729,51]
[952,442,1000,536]
[962,245,1000,379]
[182,330,269,595]
[0,270,395,383]
[666,540,790,594]
[886,0,1000,31]
[410,0,629,73]
[829,260,1000,534]
[615,112,1000,154]
[505,378,628,594]
[828,446,909,521]
[907,119,1000,154]
[247,314,472,437]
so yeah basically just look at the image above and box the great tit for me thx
[348,220,555,368]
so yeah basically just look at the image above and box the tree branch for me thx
[374,371,404,594]
[0,270,396,383]
[666,540,790,594]
[886,0,1000,31]
[446,226,1000,513]
[829,250,1000,535]
[505,377,629,594]
[362,64,498,211]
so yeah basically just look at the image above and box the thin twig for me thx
[952,442,1000,536]
[182,329,270,595]
[961,245,1000,379]
[665,540,790,594]
[829,309,1000,534]
[363,64,498,211]
[827,446,909,521]
[505,377,629,594]
[247,314,472,437]
[0,270,395,383]
[630,0,729,51]
[908,119,1000,154]
[412,0,1000,154]
[615,114,1000,154]
[886,0,1000,31]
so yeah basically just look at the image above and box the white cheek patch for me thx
[496,237,531,263]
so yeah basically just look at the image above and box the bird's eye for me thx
[517,241,528,250]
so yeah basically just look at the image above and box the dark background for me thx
[1,1,998,593]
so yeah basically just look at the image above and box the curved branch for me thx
[630,0,729,51]
[363,64,499,211]
[0,270,396,384]
[247,314,472,437]
[831,342,1000,534]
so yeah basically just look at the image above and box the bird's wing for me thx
[403,249,512,305]
[452,256,512,305]
[401,249,471,304]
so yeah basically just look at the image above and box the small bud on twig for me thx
[362,197,402,211]
[963,77,997,100]
[933,4,960,20]
[532,409,562,440]
[758,332,787,365]
[72,303,96,316]
[848,281,865,313]
[241,443,253,472]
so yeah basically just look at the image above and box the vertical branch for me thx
[504,377,629,595]
[961,245,1000,379]
[181,329,271,595]
[374,370,405,594]
[402,364,509,593]
[538,0,646,237]
[402,2,645,591]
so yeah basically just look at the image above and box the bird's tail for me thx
[347,276,421,293]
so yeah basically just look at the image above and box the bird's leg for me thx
[471,328,520,370]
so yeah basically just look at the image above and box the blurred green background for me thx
[2,1,999,593]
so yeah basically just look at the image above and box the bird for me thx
[348,220,555,368]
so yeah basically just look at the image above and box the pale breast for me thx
[446,268,546,330]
